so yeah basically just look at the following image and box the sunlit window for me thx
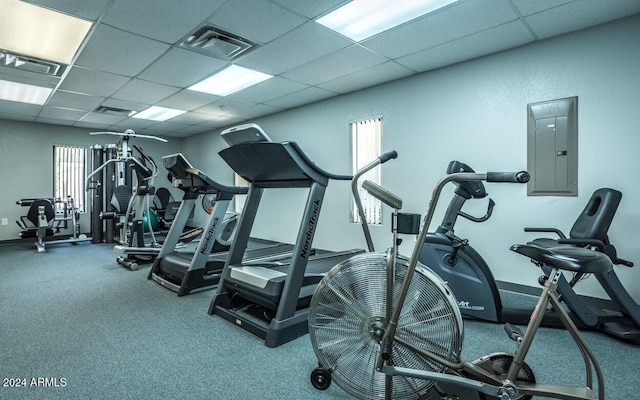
[233,173,249,214]
[53,145,86,212]
[351,117,382,225]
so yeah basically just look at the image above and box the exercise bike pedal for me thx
[504,322,524,343]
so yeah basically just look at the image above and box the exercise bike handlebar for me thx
[486,171,530,183]
[416,170,529,254]
[378,150,398,164]
[459,198,495,223]
[352,150,399,252]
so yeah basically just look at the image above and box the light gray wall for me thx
[183,15,640,300]
[0,120,182,241]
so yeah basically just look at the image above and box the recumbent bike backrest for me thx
[570,188,621,241]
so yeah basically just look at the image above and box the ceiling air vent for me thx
[95,106,136,117]
[180,26,258,60]
[0,50,64,77]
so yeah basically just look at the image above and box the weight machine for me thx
[16,197,90,252]
[85,129,167,268]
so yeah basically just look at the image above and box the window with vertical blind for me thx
[53,145,86,213]
[351,117,383,225]
[234,173,249,214]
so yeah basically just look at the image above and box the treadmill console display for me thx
[163,153,193,179]
[221,123,273,147]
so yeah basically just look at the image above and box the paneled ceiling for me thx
[1,0,639,138]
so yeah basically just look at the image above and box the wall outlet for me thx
[1,218,8,226]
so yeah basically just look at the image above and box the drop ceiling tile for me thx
[79,112,126,125]
[75,24,170,76]
[196,98,256,116]
[265,87,336,109]
[510,0,580,17]
[157,90,219,111]
[229,77,308,103]
[73,121,108,130]
[192,107,225,118]
[47,91,104,111]
[270,0,349,18]
[110,118,159,130]
[100,98,149,112]
[396,20,534,72]
[0,100,42,117]
[38,106,88,121]
[318,61,415,94]
[282,45,388,86]
[35,117,76,126]
[102,0,227,44]
[0,66,60,87]
[138,48,229,87]
[169,111,218,125]
[524,0,640,39]
[362,0,518,59]
[212,116,246,127]
[196,115,241,128]
[159,124,210,138]
[208,0,306,44]
[229,103,285,120]
[58,66,130,97]
[111,79,181,104]
[143,121,192,134]
[21,0,111,21]
[236,22,352,75]
[0,113,36,122]
[248,104,286,118]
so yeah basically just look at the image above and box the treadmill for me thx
[208,123,364,348]
[148,153,294,296]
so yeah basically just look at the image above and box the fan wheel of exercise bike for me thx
[309,252,463,400]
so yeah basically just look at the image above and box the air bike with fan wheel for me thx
[308,159,607,399]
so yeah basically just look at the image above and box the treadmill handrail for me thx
[183,167,249,196]
[287,142,352,181]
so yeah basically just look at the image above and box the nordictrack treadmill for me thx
[208,124,363,348]
[148,153,293,296]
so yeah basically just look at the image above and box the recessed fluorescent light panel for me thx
[0,0,92,64]
[317,0,459,41]
[132,106,186,121]
[188,65,272,96]
[0,79,52,105]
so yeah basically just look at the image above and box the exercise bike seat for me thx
[510,243,613,274]
[525,188,633,266]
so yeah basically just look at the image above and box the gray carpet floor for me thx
[0,241,637,399]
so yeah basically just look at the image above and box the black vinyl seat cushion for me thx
[511,243,613,274]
